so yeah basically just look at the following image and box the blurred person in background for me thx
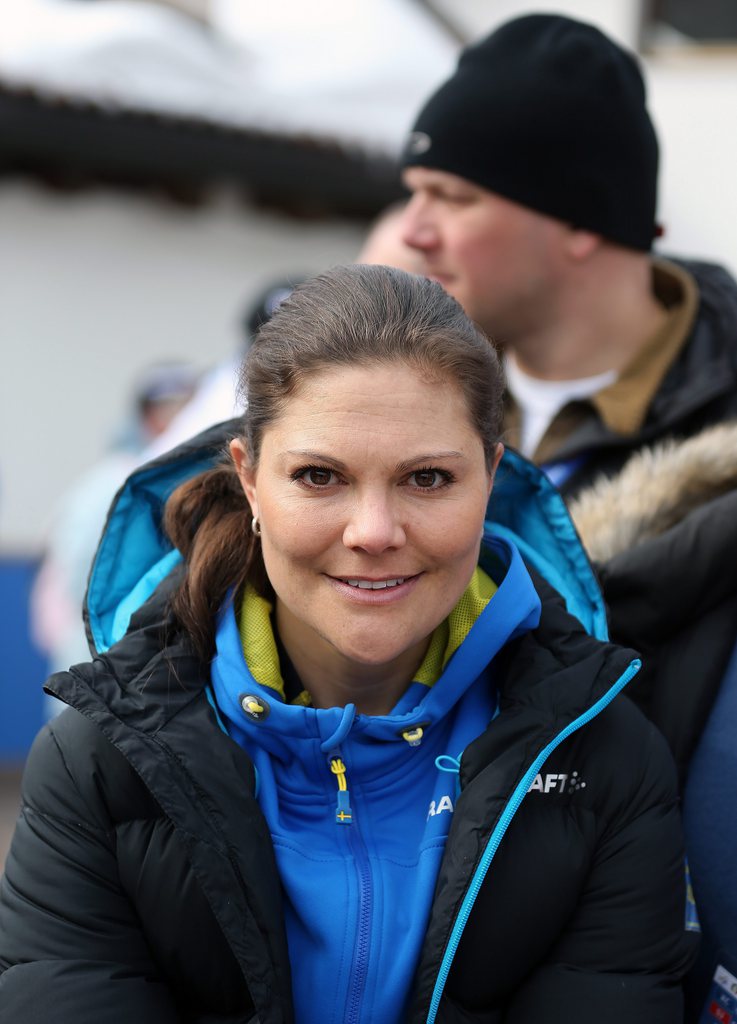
[399,14,737,1018]
[356,200,424,273]
[400,13,737,494]
[0,266,697,1022]
[30,361,198,677]
[143,278,301,461]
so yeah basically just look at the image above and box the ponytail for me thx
[163,455,268,661]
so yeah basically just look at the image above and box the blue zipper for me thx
[326,746,373,1024]
[345,817,373,1024]
[425,658,641,1024]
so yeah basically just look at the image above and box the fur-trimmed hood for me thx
[567,421,737,785]
[569,421,737,562]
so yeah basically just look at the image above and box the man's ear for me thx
[229,438,258,518]
[566,228,601,262]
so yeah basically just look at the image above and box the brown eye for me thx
[294,466,339,487]
[307,467,334,486]
[410,469,448,489]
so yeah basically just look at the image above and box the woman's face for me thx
[232,363,500,675]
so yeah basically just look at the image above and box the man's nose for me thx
[400,196,439,252]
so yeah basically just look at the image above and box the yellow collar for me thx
[236,567,498,705]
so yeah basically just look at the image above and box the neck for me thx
[509,252,667,381]
[275,604,429,716]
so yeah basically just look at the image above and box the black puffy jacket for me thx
[567,423,737,1021]
[568,422,737,789]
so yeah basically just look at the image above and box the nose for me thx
[400,194,439,253]
[342,492,406,554]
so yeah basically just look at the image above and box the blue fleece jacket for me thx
[209,534,541,1024]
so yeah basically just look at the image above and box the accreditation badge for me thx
[700,962,737,1024]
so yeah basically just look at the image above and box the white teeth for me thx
[345,578,405,590]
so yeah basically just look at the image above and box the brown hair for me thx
[165,264,504,660]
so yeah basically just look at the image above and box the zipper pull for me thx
[329,756,353,825]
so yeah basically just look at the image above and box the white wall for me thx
[443,0,638,48]
[649,55,737,267]
[0,181,363,551]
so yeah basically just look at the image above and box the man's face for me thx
[400,167,570,341]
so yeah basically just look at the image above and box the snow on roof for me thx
[0,0,459,155]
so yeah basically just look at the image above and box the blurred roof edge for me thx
[0,80,406,217]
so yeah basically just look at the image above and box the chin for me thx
[340,646,398,667]
[335,638,408,668]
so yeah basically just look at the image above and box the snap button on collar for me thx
[239,693,270,722]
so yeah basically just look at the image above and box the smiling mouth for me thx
[334,575,416,590]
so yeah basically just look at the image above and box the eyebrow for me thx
[285,450,465,472]
[285,450,348,470]
[395,452,465,472]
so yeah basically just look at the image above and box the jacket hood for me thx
[84,419,609,657]
[569,419,737,562]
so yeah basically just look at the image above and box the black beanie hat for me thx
[402,14,659,251]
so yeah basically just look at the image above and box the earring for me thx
[251,514,261,538]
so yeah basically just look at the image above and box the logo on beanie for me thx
[406,131,431,156]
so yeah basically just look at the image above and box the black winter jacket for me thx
[0,443,698,1024]
[568,421,737,788]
